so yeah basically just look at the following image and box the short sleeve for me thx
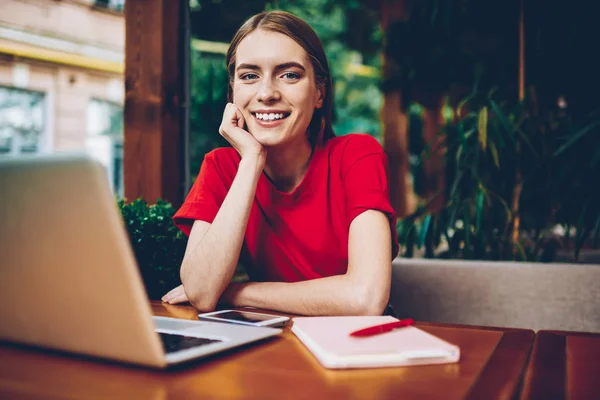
[342,135,399,258]
[172,151,231,236]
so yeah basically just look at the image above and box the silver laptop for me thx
[0,155,281,368]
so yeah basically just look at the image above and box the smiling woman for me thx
[161,11,399,317]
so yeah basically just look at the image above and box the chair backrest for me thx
[390,258,600,333]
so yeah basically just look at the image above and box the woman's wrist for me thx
[221,282,245,306]
[239,152,266,174]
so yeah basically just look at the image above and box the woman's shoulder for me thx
[327,133,383,153]
[203,147,240,167]
[204,147,240,162]
[201,147,240,178]
[326,133,384,163]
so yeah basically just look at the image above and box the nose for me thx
[257,78,280,103]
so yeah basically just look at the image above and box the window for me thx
[0,86,46,156]
[86,98,124,197]
[87,98,123,137]
[94,0,125,13]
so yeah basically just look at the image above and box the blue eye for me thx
[240,73,258,80]
[282,72,300,80]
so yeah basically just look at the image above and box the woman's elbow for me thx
[356,299,388,316]
[179,263,220,312]
[183,283,219,312]
[190,297,218,313]
[353,289,389,316]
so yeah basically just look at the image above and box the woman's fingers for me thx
[162,285,184,303]
[234,105,245,129]
[218,103,265,160]
[167,294,189,305]
[219,103,240,137]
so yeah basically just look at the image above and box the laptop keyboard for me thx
[159,332,222,354]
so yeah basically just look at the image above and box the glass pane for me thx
[87,98,124,137]
[0,86,45,156]
[86,98,124,197]
[94,0,125,12]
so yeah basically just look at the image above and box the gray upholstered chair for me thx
[390,258,600,333]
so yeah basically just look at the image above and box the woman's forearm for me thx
[181,156,264,311]
[223,274,390,316]
[222,211,393,316]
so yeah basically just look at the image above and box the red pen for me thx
[349,319,415,337]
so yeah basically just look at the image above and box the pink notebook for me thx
[291,316,460,369]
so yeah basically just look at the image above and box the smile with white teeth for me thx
[254,112,288,121]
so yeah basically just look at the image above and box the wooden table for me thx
[520,330,600,400]
[0,301,534,399]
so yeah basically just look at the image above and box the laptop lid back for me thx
[0,155,166,367]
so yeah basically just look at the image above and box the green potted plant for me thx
[118,198,187,299]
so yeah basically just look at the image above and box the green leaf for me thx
[489,99,513,135]
[475,190,485,233]
[456,89,477,118]
[418,215,432,248]
[463,204,471,258]
[478,106,488,151]
[455,145,463,166]
[514,127,540,159]
[490,142,500,168]
[553,120,600,157]
[448,171,464,211]
[457,121,465,145]
[574,201,591,260]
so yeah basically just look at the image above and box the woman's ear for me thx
[315,85,325,109]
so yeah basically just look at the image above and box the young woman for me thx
[162,11,399,316]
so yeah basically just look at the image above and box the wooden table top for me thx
[0,301,534,400]
[520,330,600,400]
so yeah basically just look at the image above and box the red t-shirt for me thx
[173,133,399,282]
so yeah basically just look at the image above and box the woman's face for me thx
[233,29,324,148]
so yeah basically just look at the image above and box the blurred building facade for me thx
[0,0,125,195]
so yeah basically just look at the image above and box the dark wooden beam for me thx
[379,0,414,218]
[124,0,187,207]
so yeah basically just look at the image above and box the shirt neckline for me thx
[259,143,326,205]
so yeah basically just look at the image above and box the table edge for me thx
[466,330,535,400]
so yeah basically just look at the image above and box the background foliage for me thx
[399,91,600,261]
[188,52,230,175]
[391,0,600,261]
[118,199,185,299]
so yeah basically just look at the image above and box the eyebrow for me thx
[236,62,307,72]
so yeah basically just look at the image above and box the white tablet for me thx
[198,309,290,327]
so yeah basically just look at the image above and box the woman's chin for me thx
[250,132,281,147]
